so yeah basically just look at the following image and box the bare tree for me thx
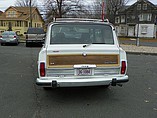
[15,0,37,7]
[44,0,89,23]
[107,0,130,23]
[91,0,102,19]
[92,0,130,23]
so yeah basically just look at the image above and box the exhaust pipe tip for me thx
[111,78,123,87]
[111,78,117,86]
[52,81,57,88]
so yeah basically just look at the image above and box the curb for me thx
[126,51,157,56]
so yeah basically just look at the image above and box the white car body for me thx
[36,18,128,88]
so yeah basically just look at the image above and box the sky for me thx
[0,0,157,11]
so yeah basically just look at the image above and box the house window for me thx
[141,26,147,34]
[143,4,147,10]
[15,21,22,27]
[137,4,141,10]
[3,22,6,26]
[143,14,148,21]
[37,23,41,27]
[139,14,152,21]
[24,21,28,27]
[147,14,152,21]
[121,15,125,23]
[7,11,16,17]
[12,11,16,17]
[131,16,136,20]
[16,21,19,27]
[34,14,38,20]
[33,14,37,20]
[115,17,120,23]
[0,21,3,26]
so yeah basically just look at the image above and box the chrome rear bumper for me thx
[36,75,128,87]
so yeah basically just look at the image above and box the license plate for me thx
[76,68,92,76]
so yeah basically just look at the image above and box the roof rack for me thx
[54,18,109,23]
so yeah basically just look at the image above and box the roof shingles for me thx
[0,6,37,21]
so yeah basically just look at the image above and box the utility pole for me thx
[136,15,140,46]
[155,17,157,39]
[101,0,105,21]
[30,0,32,27]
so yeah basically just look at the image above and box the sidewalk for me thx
[120,44,157,55]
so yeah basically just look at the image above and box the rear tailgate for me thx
[27,34,44,41]
[46,45,120,76]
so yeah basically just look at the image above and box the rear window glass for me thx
[2,31,15,35]
[50,23,114,44]
[27,28,45,34]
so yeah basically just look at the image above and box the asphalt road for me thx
[0,43,157,118]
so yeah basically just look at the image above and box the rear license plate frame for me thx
[75,68,94,76]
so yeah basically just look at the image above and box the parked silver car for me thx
[0,31,19,46]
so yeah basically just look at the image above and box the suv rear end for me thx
[36,18,128,89]
[25,27,45,47]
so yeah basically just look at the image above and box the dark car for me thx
[25,27,45,47]
[0,31,19,46]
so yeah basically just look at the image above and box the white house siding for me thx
[115,26,120,36]
[135,24,155,38]
[116,24,156,38]
[115,25,127,37]
[128,26,135,37]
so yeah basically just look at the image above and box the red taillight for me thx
[0,36,2,38]
[40,62,45,77]
[121,61,126,74]
[14,36,16,38]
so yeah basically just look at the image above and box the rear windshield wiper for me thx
[83,43,105,48]
[83,43,92,48]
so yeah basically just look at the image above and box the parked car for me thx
[0,31,19,46]
[36,18,129,89]
[25,27,45,47]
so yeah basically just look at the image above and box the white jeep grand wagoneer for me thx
[36,18,128,89]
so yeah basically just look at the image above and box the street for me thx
[0,44,157,118]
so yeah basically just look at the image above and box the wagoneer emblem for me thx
[82,53,87,57]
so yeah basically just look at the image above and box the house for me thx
[0,6,44,35]
[115,0,157,38]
